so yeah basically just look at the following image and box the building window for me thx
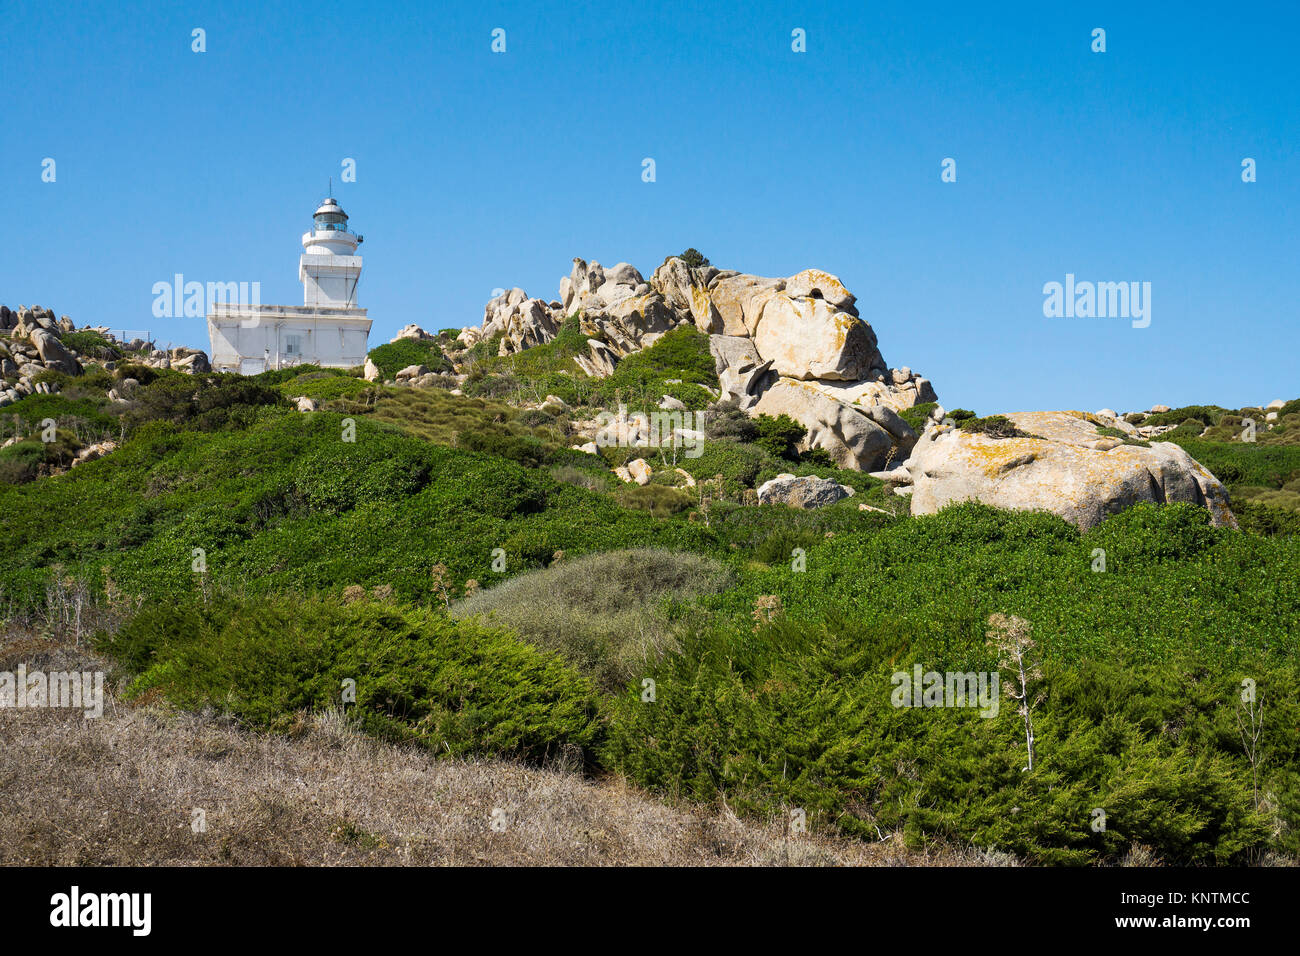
[284,333,303,357]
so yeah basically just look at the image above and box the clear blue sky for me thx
[3,0,1296,413]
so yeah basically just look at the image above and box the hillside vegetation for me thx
[2,341,1298,866]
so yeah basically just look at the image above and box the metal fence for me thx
[106,330,153,344]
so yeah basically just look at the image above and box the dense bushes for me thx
[122,371,288,432]
[1084,501,1221,567]
[367,338,449,379]
[0,409,721,606]
[753,413,806,460]
[0,432,82,482]
[603,614,1282,863]
[73,491,1298,863]
[269,368,372,403]
[99,594,602,763]
[1234,499,1300,536]
[7,352,1300,864]
[691,501,1298,668]
[899,401,937,433]
[606,324,717,392]
[1165,436,1300,490]
[0,391,118,435]
[466,320,719,412]
[61,329,122,359]
[614,482,696,517]
[1142,405,1232,428]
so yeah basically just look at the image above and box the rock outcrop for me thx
[757,473,854,509]
[0,305,211,477]
[614,458,653,485]
[391,324,436,344]
[28,328,81,375]
[453,256,1241,529]
[0,303,213,410]
[882,411,1237,530]
[462,256,936,471]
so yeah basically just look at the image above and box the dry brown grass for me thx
[0,630,1000,867]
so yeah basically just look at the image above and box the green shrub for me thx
[516,408,558,429]
[367,339,448,379]
[551,464,609,493]
[1142,405,1231,428]
[457,428,551,469]
[100,593,603,763]
[752,527,823,565]
[1085,502,1220,567]
[0,435,80,483]
[1095,426,1150,447]
[706,402,760,442]
[754,413,806,460]
[596,325,719,411]
[466,317,589,395]
[5,358,1300,865]
[798,446,835,467]
[0,391,117,435]
[610,324,715,386]
[124,371,288,433]
[675,439,771,495]
[1232,485,1300,512]
[1234,499,1300,536]
[617,483,696,517]
[273,368,372,403]
[958,415,1029,439]
[1163,436,1300,490]
[604,615,1276,863]
[464,332,505,365]
[0,408,721,607]
[451,548,734,692]
[462,372,522,401]
[62,329,121,359]
[899,402,937,434]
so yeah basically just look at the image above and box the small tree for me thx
[987,613,1045,771]
[754,414,806,460]
[678,248,710,269]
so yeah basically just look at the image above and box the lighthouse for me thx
[300,197,363,307]
[207,195,373,374]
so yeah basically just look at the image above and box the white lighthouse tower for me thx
[207,194,373,374]
[300,197,363,307]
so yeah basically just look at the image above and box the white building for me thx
[207,197,372,374]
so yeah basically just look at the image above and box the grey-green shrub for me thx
[450,548,734,692]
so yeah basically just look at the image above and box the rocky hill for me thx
[461,256,936,474]
[4,261,1293,535]
[444,254,1289,531]
[0,304,209,406]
